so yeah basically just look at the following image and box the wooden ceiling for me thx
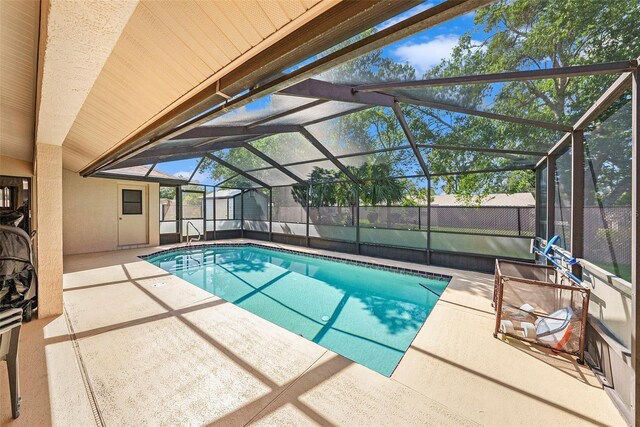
[62,0,331,172]
[0,0,40,162]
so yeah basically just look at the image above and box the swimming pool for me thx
[144,245,450,376]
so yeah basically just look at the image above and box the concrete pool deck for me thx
[1,239,625,426]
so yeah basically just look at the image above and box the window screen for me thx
[122,189,143,215]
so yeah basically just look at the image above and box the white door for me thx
[117,184,148,246]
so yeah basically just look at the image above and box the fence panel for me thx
[359,206,420,229]
[429,206,534,236]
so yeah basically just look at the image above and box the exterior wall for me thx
[62,169,159,255]
[0,155,33,177]
[582,260,633,422]
[582,261,632,348]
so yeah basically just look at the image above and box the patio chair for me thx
[0,307,22,418]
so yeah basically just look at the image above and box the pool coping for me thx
[140,242,452,283]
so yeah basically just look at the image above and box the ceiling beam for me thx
[205,153,271,189]
[354,60,638,92]
[242,144,306,186]
[299,127,360,184]
[280,79,395,107]
[418,144,547,156]
[214,174,240,188]
[431,164,536,177]
[397,95,572,132]
[82,0,494,176]
[36,0,138,146]
[392,103,430,178]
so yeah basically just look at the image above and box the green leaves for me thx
[198,0,638,201]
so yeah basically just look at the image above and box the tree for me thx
[197,0,639,204]
[159,186,176,200]
[356,163,405,206]
[412,0,640,199]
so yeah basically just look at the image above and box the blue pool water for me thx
[145,245,449,376]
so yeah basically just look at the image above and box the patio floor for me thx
[1,239,625,426]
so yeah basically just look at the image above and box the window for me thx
[0,187,10,208]
[122,189,143,215]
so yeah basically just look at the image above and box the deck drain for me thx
[151,282,167,288]
[321,315,330,322]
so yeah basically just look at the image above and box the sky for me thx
[154,1,484,183]
[378,2,481,75]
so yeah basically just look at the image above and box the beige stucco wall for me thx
[0,154,33,177]
[35,144,63,317]
[582,260,632,348]
[62,169,159,255]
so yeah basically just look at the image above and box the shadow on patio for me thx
[1,244,625,426]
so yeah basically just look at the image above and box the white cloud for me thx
[392,34,481,74]
[376,3,435,30]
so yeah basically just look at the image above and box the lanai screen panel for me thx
[308,180,357,243]
[554,148,572,249]
[420,147,541,175]
[380,74,621,127]
[104,164,156,177]
[243,188,270,232]
[196,157,242,187]
[150,137,213,152]
[314,0,629,94]
[305,106,410,156]
[341,148,425,177]
[218,147,270,171]
[247,133,325,165]
[154,158,203,181]
[394,102,565,154]
[583,96,632,282]
[204,94,318,126]
[263,101,364,125]
[537,163,548,239]
[272,185,307,237]
[206,148,287,188]
[359,176,430,249]
[285,160,341,182]
[247,167,298,187]
[94,0,637,185]
[429,175,535,259]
